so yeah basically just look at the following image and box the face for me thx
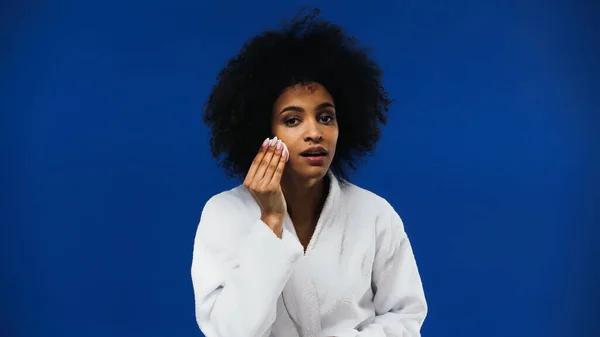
[271,82,338,182]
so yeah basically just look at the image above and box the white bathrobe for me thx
[191,172,427,337]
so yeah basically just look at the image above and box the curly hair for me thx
[203,8,393,182]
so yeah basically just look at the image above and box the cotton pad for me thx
[280,141,289,162]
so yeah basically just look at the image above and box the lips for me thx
[300,146,328,157]
[300,152,327,157]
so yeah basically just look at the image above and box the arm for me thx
[335,207,428,337]
[191,195,304,337]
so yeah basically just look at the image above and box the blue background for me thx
[2,1,598,336]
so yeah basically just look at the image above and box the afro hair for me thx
[203,8,394,182]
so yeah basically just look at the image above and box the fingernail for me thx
[262,138,270,147]
[269,138,277,146]
[276,140,283,150]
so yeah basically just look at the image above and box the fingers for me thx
[254,137,281,181]
[244,137,288,189]
[269,147,287,185]
[262,139,286,185]
[244,138,269,186]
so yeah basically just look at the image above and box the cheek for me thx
[272,127,295,149]
[271,122,281,137]
[272,124,288,139]
[329,127,339,147]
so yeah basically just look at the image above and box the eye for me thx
[284,117,300,126]
[319,114,335,123]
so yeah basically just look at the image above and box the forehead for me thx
[273,82,334,109]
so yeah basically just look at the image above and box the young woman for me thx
[191,9,427,337]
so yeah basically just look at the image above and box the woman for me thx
[191,9,427,337]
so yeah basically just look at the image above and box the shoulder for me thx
[340,181,398,216]
[340,181,406,233]
[196,184,258,241]
[201,184,254,214]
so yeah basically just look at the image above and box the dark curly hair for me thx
[203,8,393,182]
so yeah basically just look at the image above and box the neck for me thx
[281,174,329,230]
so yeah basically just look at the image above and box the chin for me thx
[297,166,330,180]
[285,164,329,181]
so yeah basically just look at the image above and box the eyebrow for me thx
[280,102,335,115]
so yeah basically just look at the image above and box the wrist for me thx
[261,213,285,237]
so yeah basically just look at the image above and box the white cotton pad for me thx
[281,141,289,163]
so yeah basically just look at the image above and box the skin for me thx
[243,82,338,251]
[272,82,338,249]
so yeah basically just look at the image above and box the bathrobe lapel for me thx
[281,172,342,337]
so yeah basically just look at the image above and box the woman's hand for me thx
[243,137,288,237]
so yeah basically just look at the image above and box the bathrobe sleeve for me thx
[191,194,304,337]
[336,204,428,337]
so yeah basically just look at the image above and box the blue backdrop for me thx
[2,1,598,336]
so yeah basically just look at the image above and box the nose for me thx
[303,118,323,143]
